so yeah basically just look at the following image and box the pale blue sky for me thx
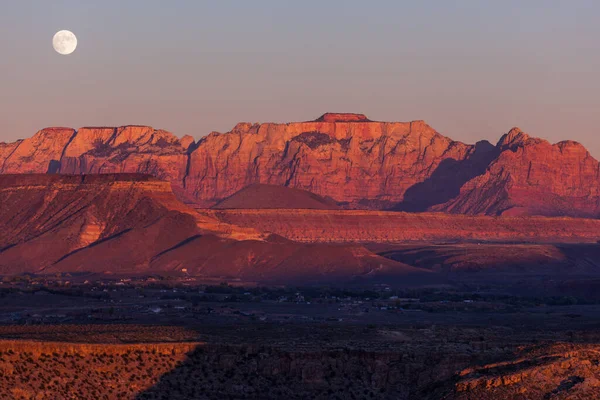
[1,1,599,154]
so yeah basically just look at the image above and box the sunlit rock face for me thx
[0,127,75,173]
[434,127,600,217]
[185,114,479,209]
[1,115,600,217]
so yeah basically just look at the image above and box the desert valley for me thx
[0,113,599,398]
[4,1,599,397]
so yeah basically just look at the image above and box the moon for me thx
[53,30,77,55]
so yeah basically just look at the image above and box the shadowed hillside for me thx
[0,174,429,284]
[212,183,340,210]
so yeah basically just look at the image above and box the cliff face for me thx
[207,209,600,243]
[186,115,478,208]
[58,125,192,199]
[1,115,599,216]
[0,128,75,173]
[0,114,481,209]
[454,344,600,399]
[434,128,600,217]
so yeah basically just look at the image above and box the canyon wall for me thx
[2,114,599,216]
[434,128,600,217]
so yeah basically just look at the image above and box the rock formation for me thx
[1,115,599,216]
[0,174,426,283]
[434,128,600,217]
[454,344,600,399]
[185,114,479,209]
[207,209,600,243]
[58,125,193,200]
[212,183,340,209]
[0,173,260,274]
[0,127,75,173]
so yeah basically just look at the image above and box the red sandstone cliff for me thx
[1,114,599,217]
[185,114,480,208]
[433,128,600,217]
[58,125,193,200]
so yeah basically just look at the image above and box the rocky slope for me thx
[207,209,600,243]
[2,115,599,216]
[0,324,516,400]
[454,343,600,399]
[0,174,426,283]
[0,338,197,400]
[2,324,596,400]
[0,174,259,274]
[212,183,340,209]
[434,128,600,217]
[0,338,467,400]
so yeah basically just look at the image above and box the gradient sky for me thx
[1,1,599,154]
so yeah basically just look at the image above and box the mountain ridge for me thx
[1,114,598,217]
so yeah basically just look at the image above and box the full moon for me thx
[53,30,77,55]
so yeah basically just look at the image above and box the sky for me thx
[1,1,599,154]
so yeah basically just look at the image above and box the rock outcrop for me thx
[434,128,600,217]
[0,115,484,209]
[454,344,600,399]
[58,125,192,200]
[1,116,599,216]
[185,115,480,209]
[0,127,75,173]
[314,112,371,122]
